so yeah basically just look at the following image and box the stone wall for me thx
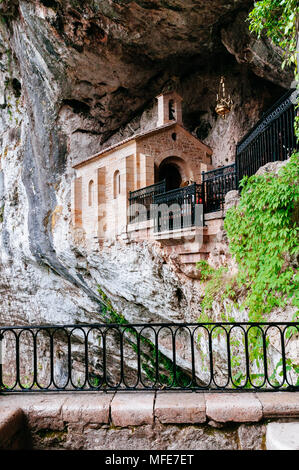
[0,392,298,450]
[137,124,213,185]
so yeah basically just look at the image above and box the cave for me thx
[0,0,294,327]
[0,2,297,437]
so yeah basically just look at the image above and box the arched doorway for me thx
[158,162,182,191]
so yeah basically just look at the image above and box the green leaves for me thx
[224,153,299,321]
[195,260,215,281]
[197,156,299,389]
[248,0,298,68]
[197,266,230,320]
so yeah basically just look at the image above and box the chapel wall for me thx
[137,125,212,185]
[73,142,136,241]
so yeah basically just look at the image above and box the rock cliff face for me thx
[0,0,294,328]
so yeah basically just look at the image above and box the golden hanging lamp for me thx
[215,76,233,119]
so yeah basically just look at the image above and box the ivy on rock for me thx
[224,153,299,321]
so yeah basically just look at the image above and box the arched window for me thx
[169,99,176,120]
[88,179,94,206]
[113,170,121,198]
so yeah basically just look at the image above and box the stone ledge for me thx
[1,392,299,450]
[0,391,298,430]
[154,225,205,241]
[111,392,155,427]
[0,406,24,449]
[205,392,263,423]
[0,392,114,430]
[155,392,206,424]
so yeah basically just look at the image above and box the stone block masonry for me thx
[0,406,28,449]
[0,392,298,450]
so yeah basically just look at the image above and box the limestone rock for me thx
[0,1,294,382]
[255,158,290,176]
[221,11,294,89]
[224,190,240,214]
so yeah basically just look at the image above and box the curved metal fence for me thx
[0,322,298,392]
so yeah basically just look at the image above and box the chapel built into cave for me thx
[72,91,217,254]
[71,82,296,269]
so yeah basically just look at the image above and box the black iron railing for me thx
[200,89,298,212]
[202,163,237,213]
[236,88,298,184]
[0,322,298,392]
[129,180,166,223]
[153,183,204,232]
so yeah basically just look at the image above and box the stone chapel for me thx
[72,91,216,252]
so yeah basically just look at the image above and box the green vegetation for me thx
[248,0,298,70]
[225,153,299,321]
[36,427,68,444]
[99,288,128,325]
[248,0,299,136]
[196,156,299,388]
[98,288,191,388]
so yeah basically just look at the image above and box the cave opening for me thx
[63,99,91,115]
[39,0,59,10]
[12,78,21,98]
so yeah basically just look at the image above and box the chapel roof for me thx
[73,121,212,169]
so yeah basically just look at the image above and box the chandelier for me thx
[215,76,233,119]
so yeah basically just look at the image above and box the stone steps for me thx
[179,252,208,264]
[178,235,217,266]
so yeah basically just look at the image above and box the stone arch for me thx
[155,155,193,190]
[168,99,176,121]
